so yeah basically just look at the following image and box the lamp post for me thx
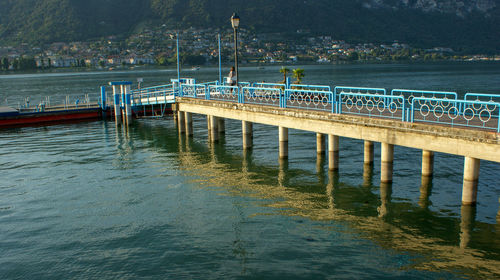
[231,12,240,86]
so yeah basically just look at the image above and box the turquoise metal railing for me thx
[464,93,500,103]
[290,84,331,92]
[391,89,457,110]
[252,82,285,89]
[410,97,500,132]
[338,92,405,121]
[208,85,239,102]
[335,86,386,96]
[241,86,282,107]
[284,89,333,112]
[180,84,207,98]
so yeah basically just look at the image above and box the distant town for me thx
[1,26,499,71]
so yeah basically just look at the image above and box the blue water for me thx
[0,63,499,279]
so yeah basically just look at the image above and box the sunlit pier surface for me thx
[103,78,500,209]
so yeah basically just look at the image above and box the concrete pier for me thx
[316,133,325,155]
[177,111,185,134]
[363,163,373,187]
[209,115,219,142]
[242,121,253,150]
[422,150,434,177]
[462,157,480,206]
[185,112,193,136]
[279,126,288,159]
[364,141,374,165]
[381,143,394,183]
[328,135,339,171]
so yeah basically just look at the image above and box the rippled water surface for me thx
[1,63,499,279]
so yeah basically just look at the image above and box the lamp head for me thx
[231,13,240,29]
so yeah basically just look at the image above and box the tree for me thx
[279,66,290,83]
[0,57,8,70]
[292,68,305,84]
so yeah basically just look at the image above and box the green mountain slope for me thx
[0,0,498,53]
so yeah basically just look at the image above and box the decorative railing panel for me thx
[241,87,282,107]
[284,89,333,112]
[338,93,405,121]
[208,85,239,102]
[411,97,500,132]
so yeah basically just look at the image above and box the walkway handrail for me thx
[241,86,282,107]
[338,92,405,121]
[334,86,386,96]
[208,85,239,102]
[291,84,332,92]
[252,82,285,88]
[464,93,500,104]
[180,84,207,99]
[392,89,457,109]
[410,97,500,132]
[284,89,334,112]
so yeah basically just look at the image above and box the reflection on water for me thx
[128,118,500,279]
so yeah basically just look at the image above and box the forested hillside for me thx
[0,0,498,53]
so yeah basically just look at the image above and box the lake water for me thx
[1,63,499,279]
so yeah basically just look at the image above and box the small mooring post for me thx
[124,83,132,122]
[100,86,107,118]
[110,83,121,123]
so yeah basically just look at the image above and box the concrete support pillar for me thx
[177,111,185,134]
[124,85,132,122]
[218,118,225,134]
[462,157,480,206]
[209,115,219,142]
[112,85,121,123]
[381,143,394,183]
[316,133,325,155]
[422,150,434,177]
[242,121,253,150]
[279,126,288,159]
[185,112,193,137]
[364,140,374,165]
[328,135,339,171]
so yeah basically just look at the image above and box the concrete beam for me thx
[176,99,500,163]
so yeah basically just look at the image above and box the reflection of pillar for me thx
[185,112,193,137]
[328,135,339,171]
[327,170,339,209]
[497,197,500,225]
[242,121,253,150]
[422,150,434,177]
[363,163,373,187]
[364,140,374,165]
[242,149,252,174]
[460,205,476,249]
[316,133,325,155]
[210,115,219,142]
[279,126,288,159]
[419,175,433,209]
[462,157,480,206]
[173,105,178,125]
[177,111,185,134]
[278,158,288,187]
[316,153,325,186]
[378,182,392,218]
[218,118,225,134]
[381,143,394,183]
